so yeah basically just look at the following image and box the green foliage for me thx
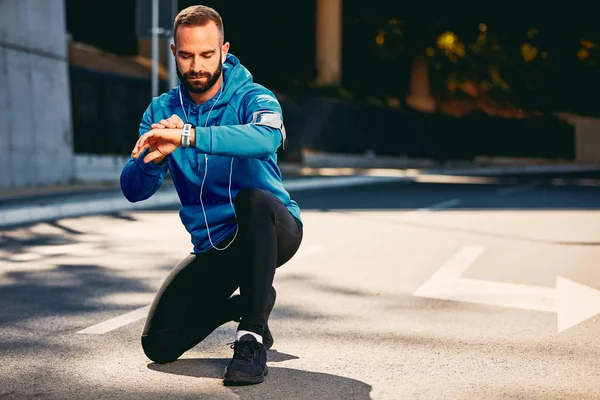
[368,15,600,116]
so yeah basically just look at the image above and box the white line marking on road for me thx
[497,185,534,195]
[414,246,600,333]
[77,305,150,334]
[77,246,324,335]
[421,198,463,210]
[402,198,463,219]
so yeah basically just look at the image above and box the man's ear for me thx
[222,42,230,63]
[170,43,176,57]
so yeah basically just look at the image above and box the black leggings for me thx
[141,188,303,364]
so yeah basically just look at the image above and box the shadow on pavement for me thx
[0,263,155,326]
[148,357,373,399]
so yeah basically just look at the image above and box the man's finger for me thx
[132,136,145,157]
[138,143,151,156]
[151,123,166,129]
[134,133,152,155]
[139,131,155,148]
[143,149,164,164]
[132,143,145,158]
[159,119,176,129]
[167,114,184,128]
[133,138,143,156]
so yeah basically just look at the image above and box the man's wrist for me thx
[190,128,196,147]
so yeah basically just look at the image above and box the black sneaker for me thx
[228,287,276,350]
[223,334,268,385]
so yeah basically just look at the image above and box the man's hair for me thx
[173,5,224,45]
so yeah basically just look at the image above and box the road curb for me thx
[421,163,600,176]
[0,175,407,228]
[2,163,600,228]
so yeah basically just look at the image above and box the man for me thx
[121,5,303,386]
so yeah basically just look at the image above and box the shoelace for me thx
[227,341,257,361]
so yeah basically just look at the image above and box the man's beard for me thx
[177,60,222,94]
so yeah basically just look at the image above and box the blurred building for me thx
[0,0,343,189]
[1,1,598,190]
[0,0,74,189]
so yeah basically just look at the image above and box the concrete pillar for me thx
[556,113,600,162]
[405,55,436,113]
[572,116,600,162]
[315,0,342,87]
[0,0,74,188]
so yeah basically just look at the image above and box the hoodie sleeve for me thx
[120,103,168,203]
[194,86,285,160]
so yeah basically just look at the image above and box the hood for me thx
[219,53,253,103]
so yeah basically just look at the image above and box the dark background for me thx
[64,1,598,161]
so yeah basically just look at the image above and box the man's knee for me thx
[141,330,182,364]
[234,188,273,219]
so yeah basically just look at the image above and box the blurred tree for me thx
[343,2,600,117]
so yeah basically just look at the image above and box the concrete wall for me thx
[0,0,74,189]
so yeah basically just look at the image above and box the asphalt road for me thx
[1,174,600,399]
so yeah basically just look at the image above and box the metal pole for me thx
[167,34,177,89]
[151,0,159,98]
[169,0,178,89]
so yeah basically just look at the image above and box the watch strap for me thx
[181,123,192,148]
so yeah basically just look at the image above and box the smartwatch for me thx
[181,123,193,148]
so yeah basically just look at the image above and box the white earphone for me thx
[179,80,238,251]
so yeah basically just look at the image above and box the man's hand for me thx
[132,115,188,164]
[132,128,182,164]
[151,114,185,130]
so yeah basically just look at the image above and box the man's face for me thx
[172,23,229,94]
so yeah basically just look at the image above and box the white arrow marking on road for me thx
[77,246,323,334]
[413,246,600,333]
[556,277,600,333]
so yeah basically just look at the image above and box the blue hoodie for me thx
[120,54,302,253]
